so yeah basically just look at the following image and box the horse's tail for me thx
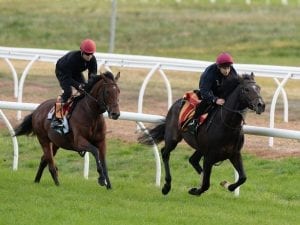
[138,122,166,145]
[14,113,34,136]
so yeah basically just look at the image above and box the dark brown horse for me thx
[14,71,120,189]
[139,73,265,196]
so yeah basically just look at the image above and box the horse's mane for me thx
[240,73,255,81]
[102,71,115,80]
[218,75,239,99]
[220,73,255,99]
[85,71,115,92]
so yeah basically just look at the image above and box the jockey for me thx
[51,38,98,130]
[187,52,238,134]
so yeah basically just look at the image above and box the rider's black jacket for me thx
[199,63,238,103]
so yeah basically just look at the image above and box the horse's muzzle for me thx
[109,112,120,120]
[254,98,265,114]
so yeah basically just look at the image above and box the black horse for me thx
[138,73,265,196]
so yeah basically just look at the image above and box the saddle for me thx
[47,94,84,134]
[179,91,208,130]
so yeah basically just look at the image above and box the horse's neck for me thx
[225,86,243,110]
[77,96,100,117]
[219,85,246,127]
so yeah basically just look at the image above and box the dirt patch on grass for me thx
[1,68,299,160]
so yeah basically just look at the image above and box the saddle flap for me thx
[179,91,207,129]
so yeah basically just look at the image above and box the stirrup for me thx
[187,119,198,135]
[51,118,64,129]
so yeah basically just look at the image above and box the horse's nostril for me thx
[111,112,120,120]
[256,102,265,114]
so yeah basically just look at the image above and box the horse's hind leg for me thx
[34,155,47,183]
[161,139,179,195]
[220,152,247,192]
[48,144,59,186]
[189,150,203,174]
[35,141,59,186]
[189,157,213,196]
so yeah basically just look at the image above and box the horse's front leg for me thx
[97,140,111,189]
[87,143,109,188]
[77,138,108,189]
[189,157,213,196]
[220,152,246,192]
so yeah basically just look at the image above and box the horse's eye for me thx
[244,87,250,93]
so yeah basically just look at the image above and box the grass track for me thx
[1,136,299,225]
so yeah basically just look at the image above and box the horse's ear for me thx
[250,72,255,79]
[115,72,120,81]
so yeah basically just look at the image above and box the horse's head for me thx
[89,71,120,120]
[239,73,265,114]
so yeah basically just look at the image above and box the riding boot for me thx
[51,100,65,133]
[187,101,210,134]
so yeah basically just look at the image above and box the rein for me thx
[218,80,258,130]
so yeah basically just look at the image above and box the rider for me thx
[187,52,238,133]
[51,38,98,130]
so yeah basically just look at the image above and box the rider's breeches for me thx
[193,100,210,119]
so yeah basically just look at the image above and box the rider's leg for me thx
[187,100,210,133]
[51,82,71,130]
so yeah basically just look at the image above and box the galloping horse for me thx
[139,73,265,196]
[14,71,120,189]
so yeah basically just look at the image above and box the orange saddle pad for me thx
[179,91,208,129]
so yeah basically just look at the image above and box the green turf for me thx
[0,0,300,65]
[0,134,299,225]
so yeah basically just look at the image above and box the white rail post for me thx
[83,153,90,179]
[17,55,39,120]
[137,121,161,187]
[158,69,173,109]
[274,78,289,122]
[138,64,160,114]
[0,109,19,170]
[269,73,291,147]
[3,58,19,98]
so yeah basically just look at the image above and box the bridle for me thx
[219,81,256,130]
[83,81,119,114]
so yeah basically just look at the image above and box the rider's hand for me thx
[216,98,225,105]
[78,84,85,92]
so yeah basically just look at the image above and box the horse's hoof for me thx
[162,184,171,195]
[98,177,106,186]
[188,188,201,196]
